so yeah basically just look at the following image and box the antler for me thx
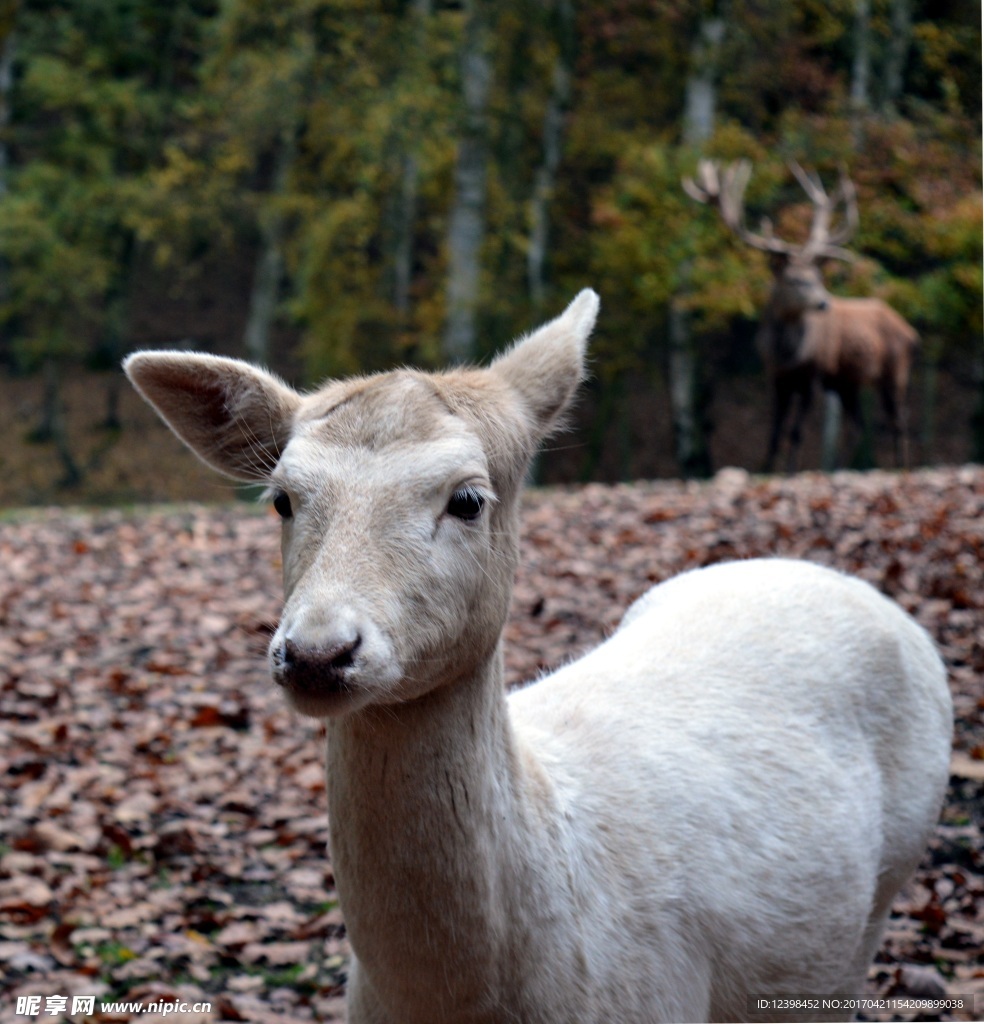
[787,162,858,261]
[684,159,798,256]
[684,159,859,262]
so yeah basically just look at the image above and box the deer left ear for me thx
[491,289,599,438]
[124,351,301,481]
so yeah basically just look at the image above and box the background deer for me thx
[125,292,951,1024]
[684,160,920,472]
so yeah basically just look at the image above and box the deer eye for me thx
[446,487,485,521]
[272,490,293,520]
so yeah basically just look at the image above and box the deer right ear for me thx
[124,352,301,481]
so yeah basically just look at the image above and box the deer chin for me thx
[278,678,364,718]
[271,662,356,718]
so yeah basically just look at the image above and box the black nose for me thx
[278,637,362,690]
[816,298,829,311]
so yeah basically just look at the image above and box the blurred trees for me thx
[0,0,979,480]
[0,0,209,480]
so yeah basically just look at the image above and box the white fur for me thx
[123,290,951,1024]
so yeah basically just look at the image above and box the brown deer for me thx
[684,160,919,472]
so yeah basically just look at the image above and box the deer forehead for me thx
[276,373,492,501]
[296,372,452,445]
[781,260,823,282]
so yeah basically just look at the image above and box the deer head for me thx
[124,291,599,719]
[684,159,859,321]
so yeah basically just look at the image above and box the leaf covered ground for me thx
[1,467,983,1023]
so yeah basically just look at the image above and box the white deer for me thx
[124,290,951,1024]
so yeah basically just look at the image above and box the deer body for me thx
[805,297,917,385]
[762,282,919,471]
[124,291,951,1024]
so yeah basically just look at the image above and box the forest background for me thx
[0,0,980,504]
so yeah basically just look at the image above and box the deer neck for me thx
[324,645,527,1018]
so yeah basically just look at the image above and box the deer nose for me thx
[275,636,362,689]
[283,636,360,667]
[816,297,829,311]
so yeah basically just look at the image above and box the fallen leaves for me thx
[1,466,982,1021]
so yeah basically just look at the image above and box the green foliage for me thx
[585,128,773,380]
[0,0,209,369]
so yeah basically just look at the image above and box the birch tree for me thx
[242,126,298,366]
[527,0,574,312]
[884,0,913,113]
[850,0,871,145]
[0,2,14,366]
[443,0,493,364]
[669,9,726,478]
[388,0,433,322]
[0,4,12,202]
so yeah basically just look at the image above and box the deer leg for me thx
[764,376,794,473]
[784,377,813,474]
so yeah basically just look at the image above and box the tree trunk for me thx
[392,153,419,319]
[834,0,870,446]
[0,22,12,200]
[0,20,14,352]
[527,0,574,312]
[443,0,492,364]
[918,336,942,465]
[820,389,843,466]
[668,301,711,477]
[391,0,432,320]
[36,359,82,488]
[242,134,294,366]
[682,17,725,147]
[99,297,126,431]
[579,378,618,482]
[820,391,842,471]
[103,375,122,432]
[668,10,724,478]
[972,341,984,464]
[851,0,871,144]
[97,229,136,429]
[856,390,876,469]
[883,0,912,113]
[243,231,284,366]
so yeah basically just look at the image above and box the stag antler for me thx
[684,159,795,256]
[787,162,858,261]
[684,159,859,262]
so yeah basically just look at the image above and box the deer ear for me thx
[124,352,301,481]
[491,289,599,438]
